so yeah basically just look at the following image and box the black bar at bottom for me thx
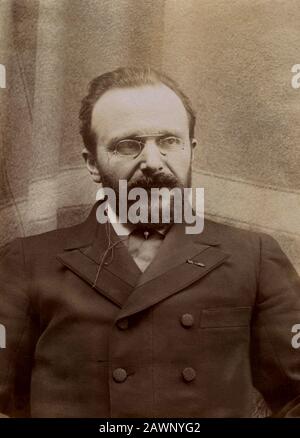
[0,418,299,436]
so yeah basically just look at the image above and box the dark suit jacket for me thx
[0,202,300,418]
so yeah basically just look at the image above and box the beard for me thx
[100,167,192,229]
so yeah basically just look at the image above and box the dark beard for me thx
[100,168,192,228]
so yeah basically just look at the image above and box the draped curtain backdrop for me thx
[1,0,300,416]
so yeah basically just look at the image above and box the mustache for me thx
[127,173,180,191]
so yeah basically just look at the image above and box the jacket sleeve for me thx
[0,238,38,417]
[251,233,300,417]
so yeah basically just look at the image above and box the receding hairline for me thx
[79,66,196,154]
[90,83,191,136]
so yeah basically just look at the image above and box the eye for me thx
[115,139,142,156]
[161,136,180,145]
[158,136,183,151]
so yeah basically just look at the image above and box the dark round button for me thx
[113,368,127,383]
[182,367,196,382]
[181,313,194,328]
[117,318,129,330]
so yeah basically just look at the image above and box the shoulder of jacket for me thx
[3,221,87,259]
[202,218,283,260]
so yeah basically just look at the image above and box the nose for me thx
[139,139,164,173]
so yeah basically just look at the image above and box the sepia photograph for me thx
[0,0,300,427]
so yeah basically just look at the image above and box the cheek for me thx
[95,149,109,168]
[168,153,192,181]
[96,151,134,179]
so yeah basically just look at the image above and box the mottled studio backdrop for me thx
[0,0,300,272]
[1,0,300,417]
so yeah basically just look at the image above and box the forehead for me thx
[91,84,189,142]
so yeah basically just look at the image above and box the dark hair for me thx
[79,66,196,153]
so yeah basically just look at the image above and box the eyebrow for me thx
[107,130,183,147]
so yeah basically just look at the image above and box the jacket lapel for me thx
[57,203,231,315]
[115,220,230,320]
[56,202,141,307]
[135,219,218,286]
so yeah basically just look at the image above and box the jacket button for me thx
[181,313,194,328]
[117,318,129,330]
[113,368,128,383]
[182,367,196,382]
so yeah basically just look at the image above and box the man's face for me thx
[86,84,196,222]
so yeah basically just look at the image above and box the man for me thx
[0,66,300,418]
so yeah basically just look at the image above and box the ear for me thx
[82,148,102,183]
[190,138,197,162]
